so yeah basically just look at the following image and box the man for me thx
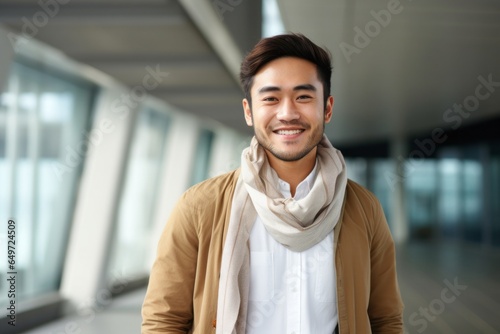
[142,33,404,333]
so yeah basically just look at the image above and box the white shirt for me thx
[246,166,338,334]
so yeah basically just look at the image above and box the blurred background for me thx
[0,0,499,333]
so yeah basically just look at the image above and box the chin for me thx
[269,147,314,162]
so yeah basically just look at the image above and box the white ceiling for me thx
[1,0,500,146]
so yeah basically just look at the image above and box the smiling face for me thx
[243,57,333,164]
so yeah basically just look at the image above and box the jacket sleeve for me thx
[368,198,405,333]
[142,192,199,333]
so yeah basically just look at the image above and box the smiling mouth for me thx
[274,129,304,135]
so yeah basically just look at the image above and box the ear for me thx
[243,98,253,126]
[324,96,334,123]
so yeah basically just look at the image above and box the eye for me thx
[262,96,278,102]
[297,95,312,100]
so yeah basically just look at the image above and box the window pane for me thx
[370,159,395,224]
[438,158,462,237]
[406,160,438,239]
[190,129,215,186]
[262,0,285,37]
[463,159,483,242]
[108,107,170,281]
[0,60,95,302]
[491,156,500,246]
[345,158,367,186]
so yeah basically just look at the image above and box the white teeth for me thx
[277,129,302,135]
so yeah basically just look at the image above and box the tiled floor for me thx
[24,241,500,333]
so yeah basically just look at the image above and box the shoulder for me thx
[166,169,240,234]
[345,179,380,209]
[180,169,240,210]
[342,179,386,236]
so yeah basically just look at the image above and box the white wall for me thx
[60,87,140,308]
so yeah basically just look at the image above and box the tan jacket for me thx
[142,169,404,333]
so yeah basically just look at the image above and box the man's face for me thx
[243,57,333,163]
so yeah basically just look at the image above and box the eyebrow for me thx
[257,84,317,94]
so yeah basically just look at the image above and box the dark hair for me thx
[240,33,332,107]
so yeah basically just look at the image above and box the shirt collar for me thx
[277,160,318,200]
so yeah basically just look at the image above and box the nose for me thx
[276,98,299,122]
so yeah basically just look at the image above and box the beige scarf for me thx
[216,135,347,333]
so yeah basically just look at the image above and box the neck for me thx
[265,148,317,197]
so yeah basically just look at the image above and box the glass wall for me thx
[491,154,500,246]
[437,157,462,238]
[262,0,285,37]
[0,60,95,303]
[405,160,438,239]
[345,140,499,247]
[345,158,394,227]
[190,128,215,186]
[107,106,170,282]
[370,159,395,225]
[345,158,368,186]
[436,146,486,243]
[462,158,483,243]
